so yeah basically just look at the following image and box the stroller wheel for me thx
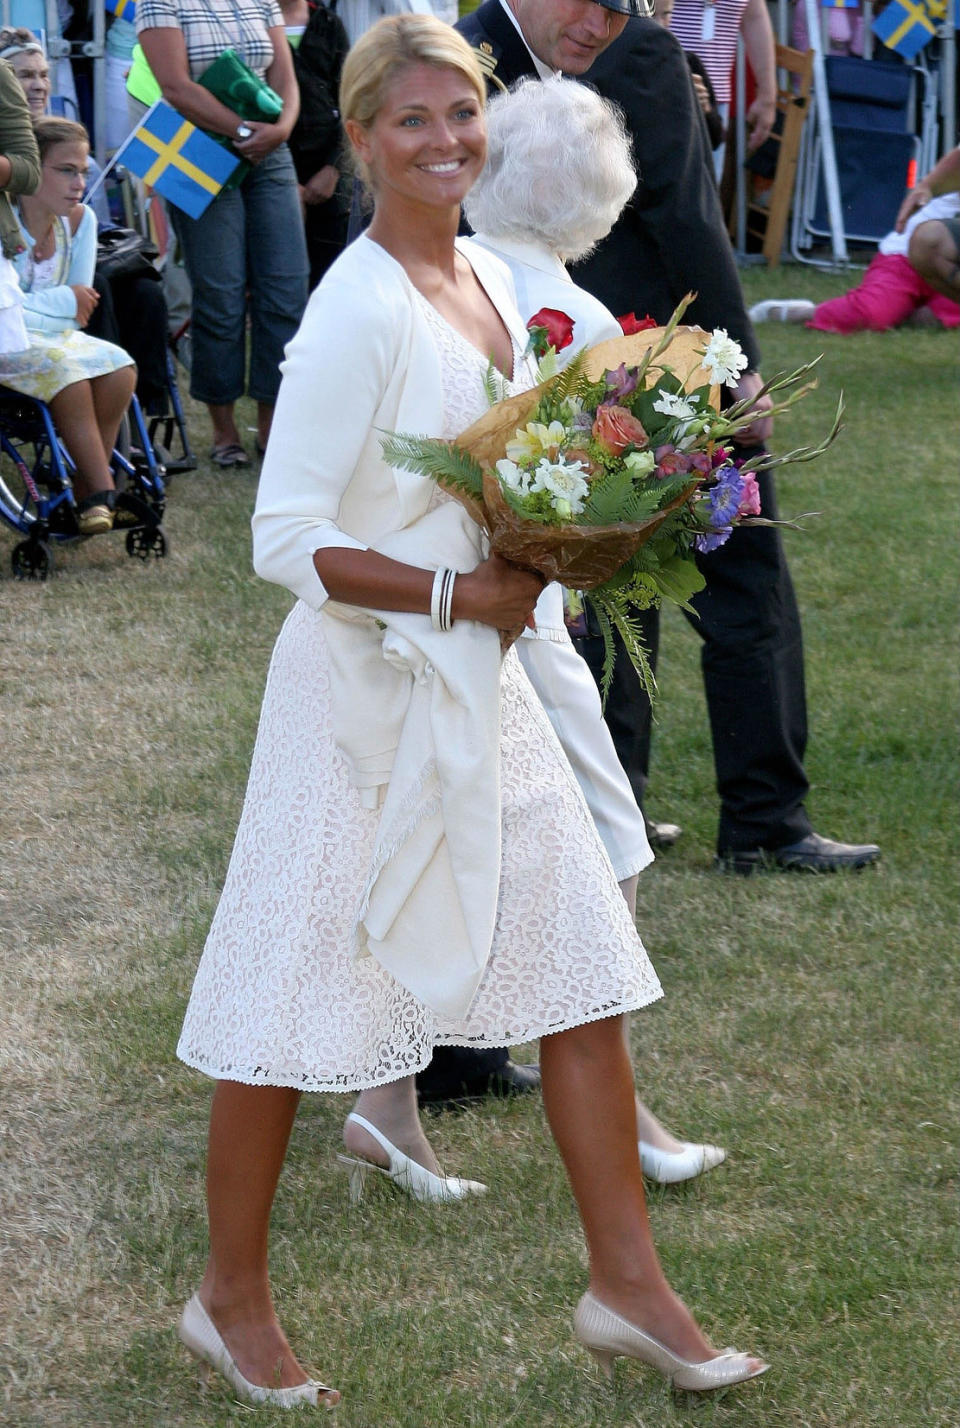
[125,526,168,561]
[12,538,53,580]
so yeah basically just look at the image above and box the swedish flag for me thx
[871,0,937,58]
[122,100,240,219]
[821,0,859,10]
[105,0,136,18]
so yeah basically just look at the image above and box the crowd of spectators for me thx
[4,0,956,474]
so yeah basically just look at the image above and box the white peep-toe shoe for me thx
[179,1294,339,1408]
[638,1139,726,1184]
[574,1292,768,1392]
[336,1112,487,1204]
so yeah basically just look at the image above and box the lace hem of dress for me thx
[177,985,662,1092]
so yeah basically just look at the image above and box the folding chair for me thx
[797,55,922,247]
[735,43,814,267]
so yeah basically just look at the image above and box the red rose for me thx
[618,312,658,335]
[592,404,649,456]
[527,307,576,352]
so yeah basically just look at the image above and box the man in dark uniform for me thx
[419,0,878,1109]
[457,0,880,877]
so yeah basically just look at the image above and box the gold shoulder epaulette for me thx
[472,42,508,93]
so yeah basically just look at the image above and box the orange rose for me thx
[592,404,649,456]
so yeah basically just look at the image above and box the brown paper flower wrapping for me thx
[445,326,719,590]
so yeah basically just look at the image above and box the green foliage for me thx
[498,483,558,524]
[379,431,484,499]
[587,588,657,703]
[481,359,502,408]
[581,468,661,526]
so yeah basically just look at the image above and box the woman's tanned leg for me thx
[540,1016,716,1362]
[197,1082,316,1390]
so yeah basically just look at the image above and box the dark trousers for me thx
[574,467,813,852]
[88,272,169,413]
[416,1045,510,1099]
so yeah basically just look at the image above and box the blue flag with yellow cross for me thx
[871,0,938,59]
[121,100,240,218]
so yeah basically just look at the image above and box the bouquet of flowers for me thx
[382,296,839,697]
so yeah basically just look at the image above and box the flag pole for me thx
[83,99,162,208]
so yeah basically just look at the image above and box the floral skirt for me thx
[0,328,134,401]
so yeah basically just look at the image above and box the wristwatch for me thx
[235,123,253,141]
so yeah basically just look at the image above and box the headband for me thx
[0,41,45,59]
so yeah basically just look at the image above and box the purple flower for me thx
[694,465,745,553]
[695,528,734,554]
[602,362,640,405]
[705,465,745,526]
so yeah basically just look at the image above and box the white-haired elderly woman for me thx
[465,77,725,1186]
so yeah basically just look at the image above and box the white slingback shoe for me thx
[337,1112,487,1204]
[179,1294,339,1409]
[574,1292,768,1392]
[638,1139,726,1184]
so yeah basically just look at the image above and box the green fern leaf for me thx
[379,432,484,498]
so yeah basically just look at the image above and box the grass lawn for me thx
[1,263,957,1427]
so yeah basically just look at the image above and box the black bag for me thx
[95,227,161,283]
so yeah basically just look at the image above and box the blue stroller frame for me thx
[0,387,168,580]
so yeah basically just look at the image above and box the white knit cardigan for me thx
[252,234,533,1019]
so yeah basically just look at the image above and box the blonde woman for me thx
[174,15,767,1409]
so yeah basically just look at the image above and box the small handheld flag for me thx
[105,0,136,18]
[821,0,860,10]
[871,0,937,59]
[120,100,240,218]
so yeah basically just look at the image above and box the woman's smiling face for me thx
[12,50,51,117]
[348,61,486,211]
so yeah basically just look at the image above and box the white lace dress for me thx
[177,294,663,1091]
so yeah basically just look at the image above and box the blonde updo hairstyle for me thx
[340,13,487,192]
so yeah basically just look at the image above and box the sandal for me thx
[76,490,115,537]
[209,442,250,468]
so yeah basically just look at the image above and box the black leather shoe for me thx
[645,818,683,850]
[417,1058,541,1106]
[716,832,881,876]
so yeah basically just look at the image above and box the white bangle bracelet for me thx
[430,567,456,632]
[442,568,456,630]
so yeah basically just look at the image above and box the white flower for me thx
[505,420,568,465]
[624,449,656,477]
[701,328,748,388]
[495,457,531,495]
[530,457,590,515]
[653,389,698,422]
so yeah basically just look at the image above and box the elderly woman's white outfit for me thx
[177,235,662,1091]
[469,232,653,883]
